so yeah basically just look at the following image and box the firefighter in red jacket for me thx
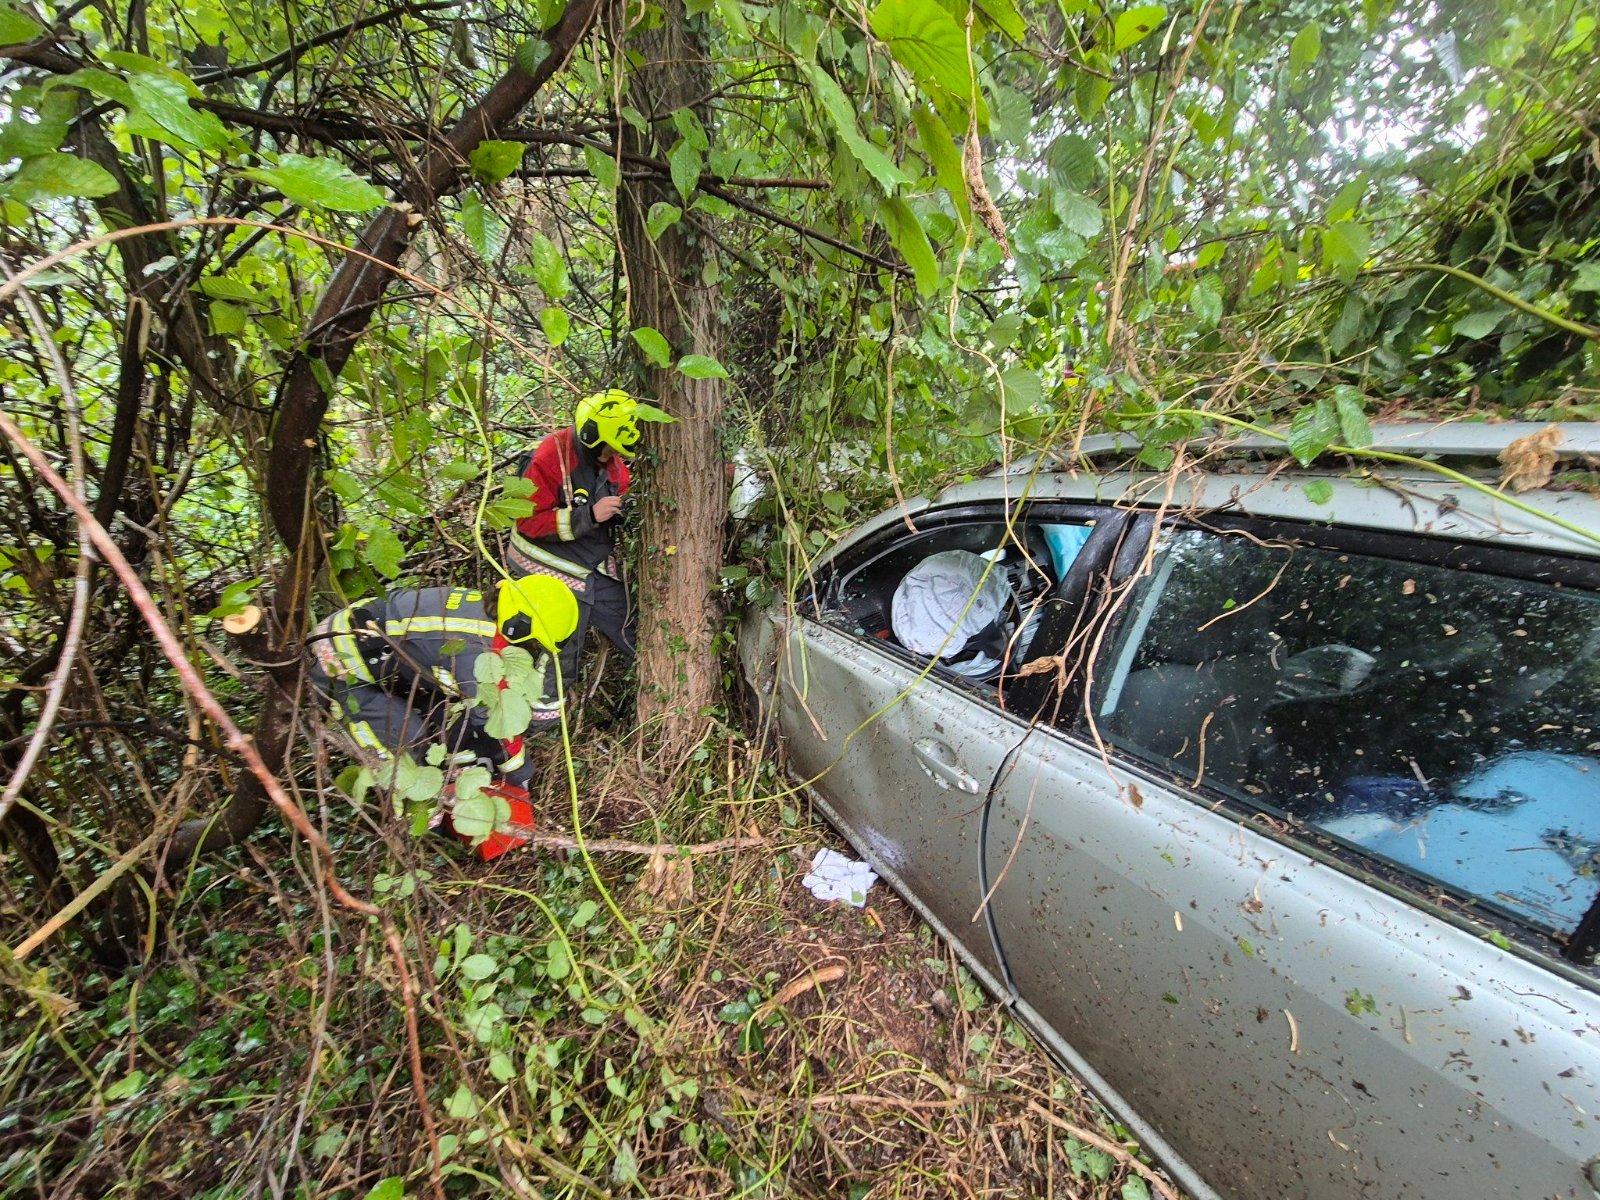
[508,389,640,686]
[307,576,578,858]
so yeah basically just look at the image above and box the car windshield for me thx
[1094,528,1600,934]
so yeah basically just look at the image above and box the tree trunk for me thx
[617,5,727,760]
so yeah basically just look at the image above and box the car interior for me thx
[821,518,1092,691]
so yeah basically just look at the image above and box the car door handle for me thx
[913,738,981,793]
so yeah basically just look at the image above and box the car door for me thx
[982,517,1600,1200]
[766,506,1118,990]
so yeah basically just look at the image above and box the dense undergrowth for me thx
[1,724,1174,1200]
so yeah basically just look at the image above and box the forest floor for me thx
[0,724,1181,1200]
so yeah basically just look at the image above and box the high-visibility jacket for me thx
[509,426,630,586]
[309,586,561,776]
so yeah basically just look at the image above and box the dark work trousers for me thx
[560,571,636,685]
[307,661,537,786]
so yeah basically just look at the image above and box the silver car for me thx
[741,423,1600,1200]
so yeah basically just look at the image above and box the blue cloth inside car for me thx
[1041,523,1092,580]
[1324,751,1600,930]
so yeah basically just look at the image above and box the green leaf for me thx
[125,74,231,151]
[0,5,43,42]
[1322,221,1371,282]
[440,458,479,481]
[1189,277,1223,327]
[451,769,507,841]
[515,36,551,75]
[1074,51,1112,119]
[976,0,1026,39]
[444,1084,479,1120]
[364,524,406,579]
[539,306,570,346]
[668,140,701,202]
[458,953,499,981]
[631,326,672,368]
[1045,133,1098,192]
[676,354,728,380]
[2,152,117,202]
[584,144,618,191]
[196,275,261,303]
[105,1071,146,1101]
[1571,262,1600,293]
[645,201,682,240]
[880,195,939,297]
[1453,309,1503,340]
[998,367,1041,408]
[1120,1176,1152,1200]
[460,192,507,262]
[910,105,970,221]
[671,106,709,152]
[1329,295,1365,356]
[1302,480,1333,505]
[869,0,975,115]
[242,154,385,211]
[362,1179,406,1200]
[1112,5,1167,51]
[571,899,599,927]
[1289,21,1322,78]
[1324,175,1366,223]
[1053,190,1103,239]
[208,301,245,335]
[0,93,72,159]
[803,64,910,193]
[1332,385,1372,448]
[1287,399,1339,466]
[469,139,525,185]
[528,232,569,299]
[634,401,676,424]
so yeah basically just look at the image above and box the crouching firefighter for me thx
[306,576,579,859]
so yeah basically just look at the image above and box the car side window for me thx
[821,518,1094,688]
[1090,527,1600,936]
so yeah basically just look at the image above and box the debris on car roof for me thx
[999,420,1600,475]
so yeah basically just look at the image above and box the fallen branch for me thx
[10,831,158,961]
[526,832,767,856]
[758,961,847,1018]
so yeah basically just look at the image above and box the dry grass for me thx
[0,726,1180,1200]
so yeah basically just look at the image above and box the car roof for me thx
[851,422,1600,560]
[1058,420,1600,463]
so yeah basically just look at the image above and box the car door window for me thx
[1091,526,1600,935]
[822,517,1093,689]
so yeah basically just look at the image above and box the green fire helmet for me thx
[496,576,579,650]
[574,388,643,459]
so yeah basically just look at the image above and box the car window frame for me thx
[1058,509,1600,972]
[809,501,1132,709]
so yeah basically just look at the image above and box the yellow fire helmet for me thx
[574,388,643,459]
[496,575,579,650]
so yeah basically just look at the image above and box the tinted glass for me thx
[1093,528,1600,933]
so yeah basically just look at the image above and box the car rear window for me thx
[1091,527,1600,935]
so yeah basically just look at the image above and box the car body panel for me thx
[985,726,1600,1199]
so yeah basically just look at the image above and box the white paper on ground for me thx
[802,847,878,907]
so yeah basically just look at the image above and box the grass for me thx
[0,726,1178,1200]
